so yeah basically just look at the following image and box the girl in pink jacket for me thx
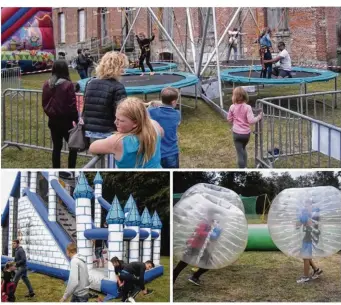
[227,87,263,168]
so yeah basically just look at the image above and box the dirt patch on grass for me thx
[173,252,341,302]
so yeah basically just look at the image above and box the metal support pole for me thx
[184,12,188,72]
[212,8,224,109]
[200,7,242,76]
[197,7,211,77]
[120,8,142,52]
[186,8,197,74]
[147,7,195,74]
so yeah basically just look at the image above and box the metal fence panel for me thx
[1,67,21,94]
[1,89,88,157]
[255,90,341,168]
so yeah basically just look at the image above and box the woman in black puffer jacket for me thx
[83,52,128,140]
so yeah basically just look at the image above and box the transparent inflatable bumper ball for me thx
[268,186,341,259]
[174,184,248,269]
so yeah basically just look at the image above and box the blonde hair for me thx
[116,97,158,166]
[96,51,128,80]
[66,242,77,254]
[232,87,249,104]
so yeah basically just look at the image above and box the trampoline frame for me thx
[220,66,339,99]
[125,62,177,74]
[78,71,199,116]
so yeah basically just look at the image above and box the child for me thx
[227,87,263,168]
[148,87,181,168]
[296,204,323,283]
[74,83,84,117]
[173,217,221,286]
[136,32,155,76]
[92,239,104,268]
[258,27,273,79]
[1,261,17,302]
[60,243,90,302]
[111,257,154,302]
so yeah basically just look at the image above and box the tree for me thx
[173,172,217,193]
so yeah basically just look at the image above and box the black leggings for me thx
[139,51,153,72]
[233,132,250,168]
[48,120,77,168]
[173,260,209,283]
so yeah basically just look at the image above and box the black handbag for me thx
[68,118,89,152]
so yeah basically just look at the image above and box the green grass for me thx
[2,71,341,168]
[13,256,170,302]
[173,252,341,302]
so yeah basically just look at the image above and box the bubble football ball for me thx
[174,184,248,269]
[181,183,245,213]
[268,186,341,259]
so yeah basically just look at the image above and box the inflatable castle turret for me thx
[1,171,164,300]
[141,208,152,262]
[106,196,125,280]
[73,172,94,271]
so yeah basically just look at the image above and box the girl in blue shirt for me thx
[89,97,164,168]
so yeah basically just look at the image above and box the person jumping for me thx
[136,32,155,76]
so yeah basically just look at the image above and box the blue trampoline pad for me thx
[78,72,199,95]
[125,62,177,74]
[220,66,338,85]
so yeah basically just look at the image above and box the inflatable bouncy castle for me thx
[1,8,55,73]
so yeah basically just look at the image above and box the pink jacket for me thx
[227,103,261,134]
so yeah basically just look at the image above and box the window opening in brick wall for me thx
[58,13,66,43]
[159,8,174,40]
[78,9,86,42]
[198,8,214,39]
[100,7,108,46]
[123,8,135,49]
[266,8,289,32]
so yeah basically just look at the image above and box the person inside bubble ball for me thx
[296,203,323,283]
[173,214,222,286]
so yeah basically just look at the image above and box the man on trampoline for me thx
[264,41,292,78]
[136,32,155,76]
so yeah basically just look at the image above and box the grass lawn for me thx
[1,71,340,168]
[173,252,341,302]
[13,256,170,302]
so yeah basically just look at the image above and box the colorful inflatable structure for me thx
[1,8,55,73]
[1,172,164,300]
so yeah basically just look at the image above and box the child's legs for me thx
[173,260,189,283]
[233,133,250,168]
[192,268,209,280]
[227,44,233,61]
[265,64,272,79]
[139,53,146,72]
[161,154,179,168]
[309,259,318,271]
[232,45,238,61]
[303,259,310,277]
[145,51,153,72]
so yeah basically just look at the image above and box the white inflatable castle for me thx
[1,171,164,300]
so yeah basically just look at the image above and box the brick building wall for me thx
[52,7,341,65]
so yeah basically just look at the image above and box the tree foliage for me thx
[85,172,170,255]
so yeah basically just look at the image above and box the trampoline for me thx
[221,66,338,86]
[78,71,199,113]
[125,61,177,74]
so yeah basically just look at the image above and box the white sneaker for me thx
[127,297,136,303]
[296,276,311,283]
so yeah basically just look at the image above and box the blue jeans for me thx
[78,69,87,79]
[13,266,34,294]
[161,154,179,168]
[71,294,89,302]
